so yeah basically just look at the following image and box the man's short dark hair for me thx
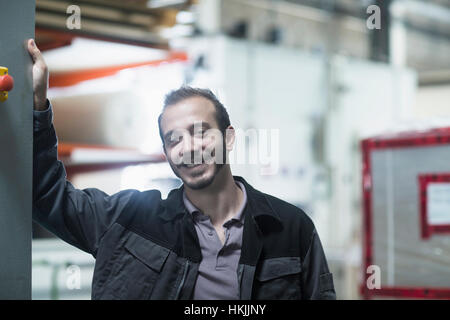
[158,86,231,145]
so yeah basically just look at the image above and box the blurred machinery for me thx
[185,35,418,299]
[29,0,450,300]
[218,0,450,72]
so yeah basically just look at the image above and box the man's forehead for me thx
[161,96,217,131]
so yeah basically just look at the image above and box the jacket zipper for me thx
[175,260,190,300]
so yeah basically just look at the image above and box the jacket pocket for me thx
[124,233,170,272]
[256,257,301,281]
[101,232,170,299]
[253,257,302,299]
[319,272,336,299]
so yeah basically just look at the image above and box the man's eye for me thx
[168,135,181,146]
[194,130,205,137]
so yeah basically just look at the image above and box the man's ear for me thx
[225,125,235,151]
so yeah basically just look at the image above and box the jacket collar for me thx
[160,175,282,228]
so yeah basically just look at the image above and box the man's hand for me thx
[27,39,49,111]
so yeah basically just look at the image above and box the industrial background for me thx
[0,0,449,300]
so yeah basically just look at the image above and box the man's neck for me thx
[184,166,244,226]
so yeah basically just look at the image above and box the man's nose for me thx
[179,135,202,156]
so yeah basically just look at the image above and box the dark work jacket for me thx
[33,102,336,300]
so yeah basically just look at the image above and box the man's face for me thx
[160,96,229,190]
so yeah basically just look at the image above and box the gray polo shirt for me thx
[182,181,247,300]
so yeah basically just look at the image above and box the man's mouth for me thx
[181,163,206,169]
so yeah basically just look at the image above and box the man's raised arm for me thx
[28,39,137,256]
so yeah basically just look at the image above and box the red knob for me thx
[0,74,14,91]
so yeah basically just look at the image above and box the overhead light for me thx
[159,25,194,39]
[176,11,195,24]
[147,0,187,9]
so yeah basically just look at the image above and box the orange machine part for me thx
[49,51,188,88]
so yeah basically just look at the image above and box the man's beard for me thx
[169,161,225,190]
[167,138,227,190]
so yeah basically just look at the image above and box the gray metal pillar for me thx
[0,0,35,299]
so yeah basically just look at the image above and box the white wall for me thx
[413,84,450,118]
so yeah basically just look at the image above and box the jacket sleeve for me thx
[33,100,137,256]
[301,228,337,300]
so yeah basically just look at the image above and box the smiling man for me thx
[29,38,336,300]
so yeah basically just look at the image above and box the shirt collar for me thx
[182,181,247,224]
[161,176,281,228]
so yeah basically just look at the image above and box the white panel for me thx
[246,43,325,206]
[427,183,450,225]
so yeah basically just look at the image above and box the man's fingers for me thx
[27,39,43,63]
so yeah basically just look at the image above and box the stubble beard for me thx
[170,161,225,190]
[167,138,227,190]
